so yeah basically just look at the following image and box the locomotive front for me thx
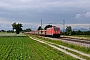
[53,26,60,37]
[46,26,60,38]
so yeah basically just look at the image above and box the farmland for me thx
[0,32,26,37]
[0,33,77,60]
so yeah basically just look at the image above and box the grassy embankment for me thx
[30,35,90,60]
[32,35,90,54]
[64,35,90,40]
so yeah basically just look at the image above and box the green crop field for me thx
[0,32,26,37]
[0,35,77,60]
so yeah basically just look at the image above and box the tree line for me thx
[4,22,90,35]
[11,23,52,34]
[11,22,52,34]
[61,26,90,35]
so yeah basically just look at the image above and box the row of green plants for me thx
[32,35,90,54]
[0,36,77,60]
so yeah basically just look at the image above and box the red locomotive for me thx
[25,26,60,38]
[46,26,60,37]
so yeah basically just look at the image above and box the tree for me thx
[12,22,23,34]
[12,22,16,31]
[22,28,31,33]
[37,26,43,30]
[66,26,72,35]
[7,30,14,33]
[44,25,52,30]
[71,30,75,35]
[25,28,31,32]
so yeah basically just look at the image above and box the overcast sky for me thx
[0,0,90,30]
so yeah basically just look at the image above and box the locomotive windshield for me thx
[54,28,60,31]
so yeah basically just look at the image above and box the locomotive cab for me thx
[46,26,60,38]
[53,27,60,37]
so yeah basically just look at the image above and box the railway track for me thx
[58,37,90,44]
[44,36,90,47]
[59,37,90,44]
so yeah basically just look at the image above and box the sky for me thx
[0,0,90,30]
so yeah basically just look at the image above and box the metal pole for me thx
[31,26,32,31]
[41,19,42,34]
[41,19,42,29]
[49,23,52,25]
[63,20,64,32]
[63,20,65,32]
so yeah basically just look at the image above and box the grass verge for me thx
[31,35,90,54]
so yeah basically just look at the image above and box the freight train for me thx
[25,26,60,38]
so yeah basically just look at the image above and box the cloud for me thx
[46,23,90,29]
[75,14,85,18]
[0,0,90,30]
[0,18,12,24]
[75,12,90,18]
[0,17,40,30]
[0,17,90,30]
[65,24,90,29]
[85,12,90,17]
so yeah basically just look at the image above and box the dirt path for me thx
[29,36,86,60]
